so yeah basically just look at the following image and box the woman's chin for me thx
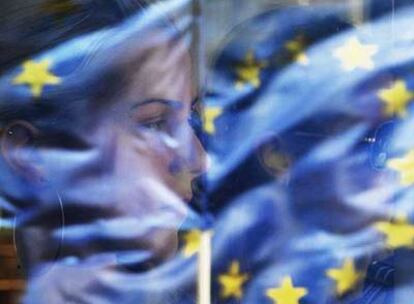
[116,228,179,273]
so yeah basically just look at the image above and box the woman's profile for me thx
[0,0,206,302]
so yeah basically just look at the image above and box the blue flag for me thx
[204,1,414,303]
[1,0,414,303]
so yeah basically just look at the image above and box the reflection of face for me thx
[30,32,206,269]
[112,37,205,204]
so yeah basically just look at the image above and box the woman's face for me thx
[22,33,206,269]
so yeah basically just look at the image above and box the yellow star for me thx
[387,150,414,186]
[266,276,308,304]
[235,50,266,90]
[326,258,362,296]
[218,261,249,299]
[378,80,414,118]
[203,106,223,135]
[285,36,309,66]
[181,229,202,257]
[333,37,378,71]
[12,59,61,97]
[375,216,414,249]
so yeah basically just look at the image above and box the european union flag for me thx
[1,0,414,304]
[204,0,414,303]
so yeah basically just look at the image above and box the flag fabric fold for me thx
[1,0,414,303]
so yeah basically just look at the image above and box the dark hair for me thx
[0,0,187,139]
[0,0,150,74]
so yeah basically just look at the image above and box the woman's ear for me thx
[0,121,43,183]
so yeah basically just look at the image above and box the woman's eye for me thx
[141,119,168,132]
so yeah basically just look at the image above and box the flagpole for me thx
[197,230,212,304]
[191,0,211,302]
[350,0,364,26]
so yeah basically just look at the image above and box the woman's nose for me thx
[186,130,207,176]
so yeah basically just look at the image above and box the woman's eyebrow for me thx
[130,99,184,111]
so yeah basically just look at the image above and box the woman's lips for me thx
[190,177,204,201]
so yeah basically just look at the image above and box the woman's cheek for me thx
[146,134,193,199]
[141,132,179,179]
[115,127,188,201]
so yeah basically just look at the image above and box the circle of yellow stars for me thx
[7,14,414,304]
[190,29,414,304]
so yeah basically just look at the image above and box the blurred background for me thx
[0,0,372,303]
